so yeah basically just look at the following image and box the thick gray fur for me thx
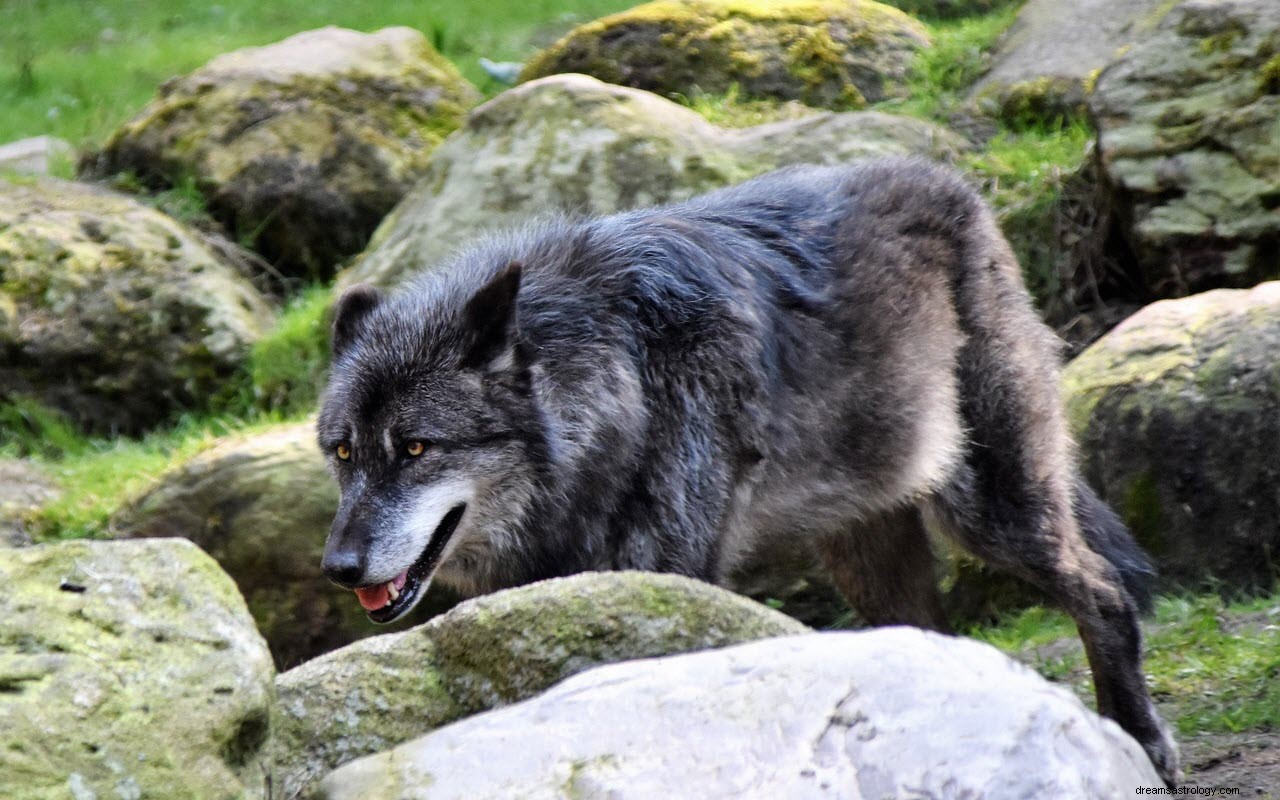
[317,158,1177,783]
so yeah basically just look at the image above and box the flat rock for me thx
[313,629,1163,799]
[271,571,806,798]
[0,538,275,799]
[1089,0,1280,295]
[0,135,73,176]
[0,458,58,546]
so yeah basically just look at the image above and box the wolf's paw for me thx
[1143,713,1181,788]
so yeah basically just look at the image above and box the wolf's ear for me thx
[331,284,382,359]
[461,261,522,369]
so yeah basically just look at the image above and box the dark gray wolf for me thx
[317,158,1178,783]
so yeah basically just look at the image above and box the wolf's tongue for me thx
[353,570,410,611]
[353,584,388,611]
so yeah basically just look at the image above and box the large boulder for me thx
[1063,282,1280,590]
[1089,0,1280,297]
[0,458,58,546]
[970,0,1167,123]
[110,420,450,668]
[341,74,962,289]
[0,178,274,434]
[272,572,806,798]
[81,27,481,281]
[0,538,275,799]
[313,629,1163,798]
[519,0,930,110]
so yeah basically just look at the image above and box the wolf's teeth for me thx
[387,581,400,602]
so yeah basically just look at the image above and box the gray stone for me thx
[1063,282,1280,591]
[971,0,1167,122]
[314,629,1163,799]
[0,538,275,799]
[0,135,73,176]
[1089,0,1280,295]
[271,571,806,798]
[0,458,58,546]
[340,74,962,289]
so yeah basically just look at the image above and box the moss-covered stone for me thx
[519,0,930,110]
[1062,282,1280,590]
[80,27,481,281]
[0,178,275,434]
[1089,0,1280,295]
[341,74,962,289]
[970,0,1168,126]
[271,571,806,798]
[110,420,454,669]
[0,538,274,799]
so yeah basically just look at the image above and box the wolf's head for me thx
[316,261,539,623]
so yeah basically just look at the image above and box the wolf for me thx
[316,158,1178,783]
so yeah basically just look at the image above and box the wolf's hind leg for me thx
[927,474,1179,785]
[817,506,951,633]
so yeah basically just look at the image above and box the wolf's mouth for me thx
[354,504,466,624]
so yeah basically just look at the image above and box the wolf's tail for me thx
[1073,475,1156,613]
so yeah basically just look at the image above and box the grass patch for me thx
[232,285,333,417]
[973,592,1280,738]
[682,85,819,129]
[23,411,301,542]
[0,397,87,460]
[0,0,637,148]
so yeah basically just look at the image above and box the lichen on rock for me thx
[0,538,275,799]
[0,177,275,434]
[80,26,481,281]
[1089,0,1280,295]
[519,0,931,110]
[1062,282,1280,590]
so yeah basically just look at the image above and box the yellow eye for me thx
[336,444,351,461]
[406,440,426,457]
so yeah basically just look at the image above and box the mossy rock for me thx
[81,27,481,281]
[969,0,1167,126]
[110,420,455,669]
[882,0,1022,19]
[270,571,806,798]
[1062,282,1280,590]
[341,74,962,289]
[1089,0,1280,296]
[519,0,930,110]
[0,538,275,799]
[0,178,275,434]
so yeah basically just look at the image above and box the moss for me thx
[1122,472,1167,556]
[521,0,928,109]
[1259,54,1280,95]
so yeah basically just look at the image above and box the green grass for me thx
[974,593,1280,738]
[0,0,636,149]
[234,285,334,417]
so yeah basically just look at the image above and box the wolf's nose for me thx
[321,549,365,589]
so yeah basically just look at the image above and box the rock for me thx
[272,572,805,798]
[970,0,1167,124]
[341,74,962,289]
[519,0,930,109]
[0,538,274,799]
[80,27,481,281]
[313,629,1163,799]
[0,458,59,546]
[1089,0,1280,296]
[0,135,73,176]
[883,0,1019,19]
[110,420,452,668]
[1063,282,1280,590]
[0,178,274,434]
